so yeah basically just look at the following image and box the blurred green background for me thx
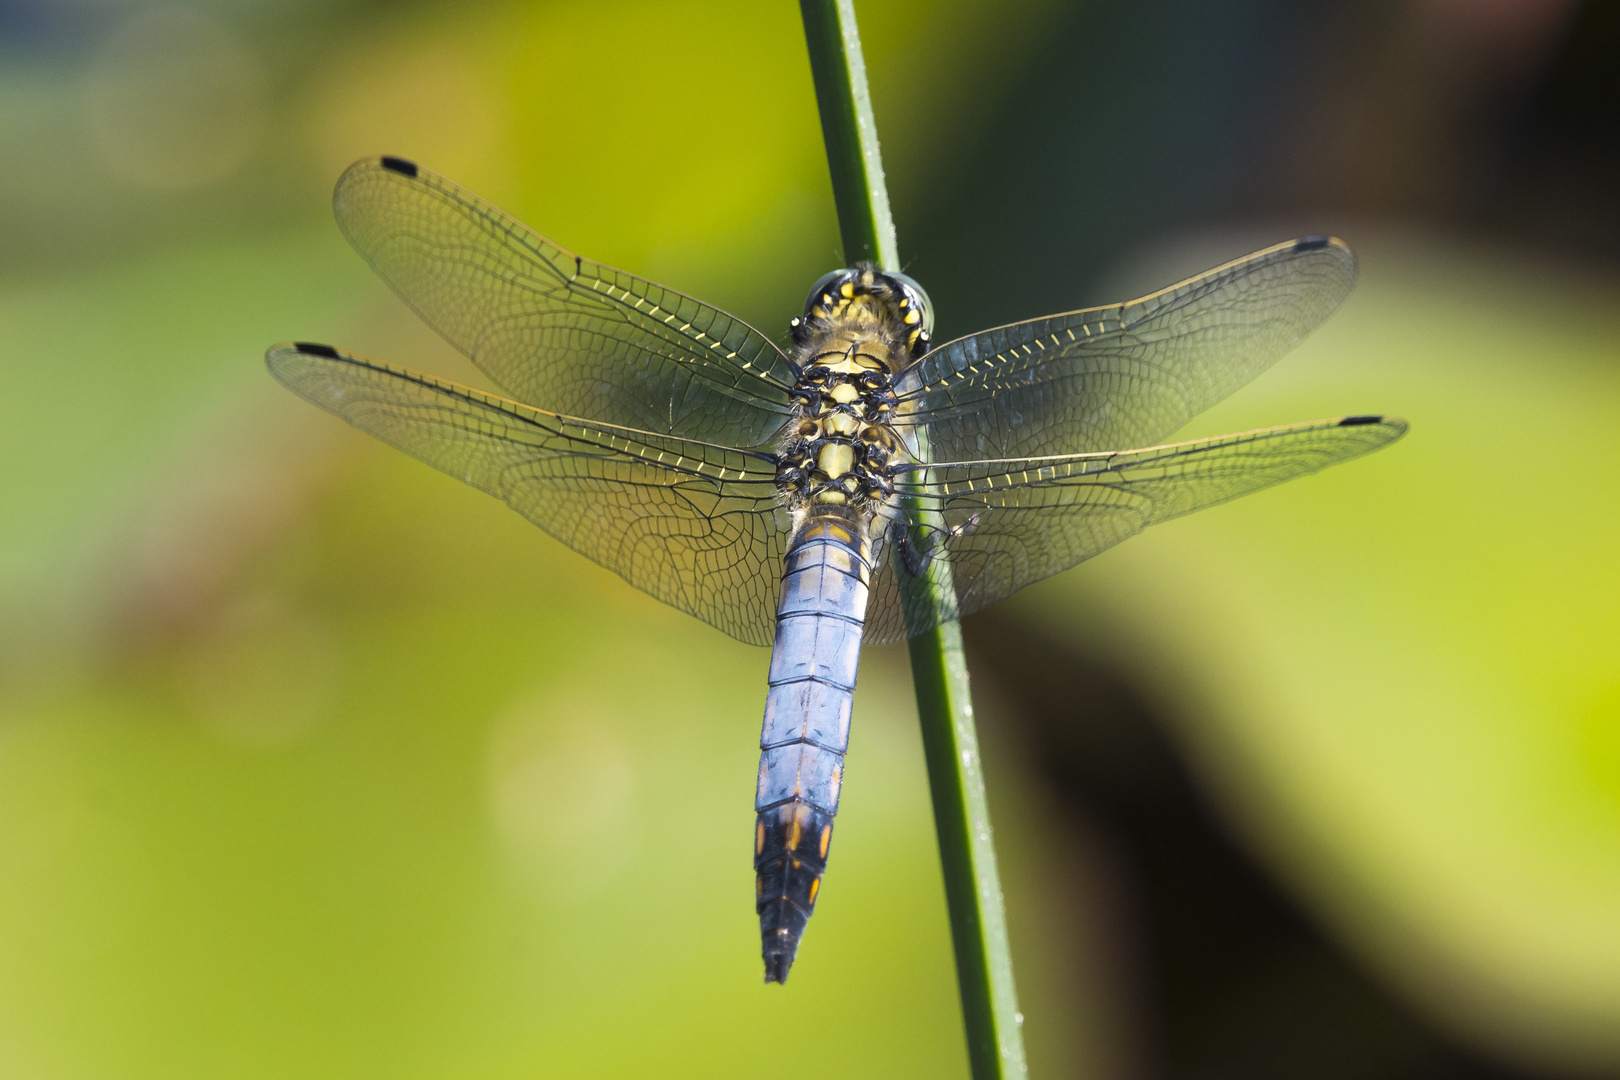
[0,0,1616,1076]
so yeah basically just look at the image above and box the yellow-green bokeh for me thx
[0,1,1616,1077]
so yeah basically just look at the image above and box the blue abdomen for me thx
[754,514,871,983]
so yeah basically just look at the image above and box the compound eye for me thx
[802,269,854,320]
[887,271,935,338]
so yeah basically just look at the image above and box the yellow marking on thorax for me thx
[817,442,855,478]
[824,412,859,437]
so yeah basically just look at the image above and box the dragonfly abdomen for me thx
[754,511,871,983]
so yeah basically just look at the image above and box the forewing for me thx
[863,415,1406,644]
[897,237,1358,461]
[332,157,796,447]
[267,342,788,646]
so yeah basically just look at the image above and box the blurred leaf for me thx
[1019,234,1620,1070]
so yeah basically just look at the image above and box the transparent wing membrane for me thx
[275,159,1404,648]
[332,157,796,448]
[267,342,788,645]
[270,157,1408,989]
[862,415,1406,644]
[896,237,1358,462]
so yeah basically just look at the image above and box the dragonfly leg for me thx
[897,527,932,578]
[895,512,982,579]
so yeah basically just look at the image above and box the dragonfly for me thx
[268,155,1405,984]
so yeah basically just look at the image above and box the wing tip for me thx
[379,155,419,178]
[292,341,342,359]
[265,340,346,381]
[1294,234,1352,257]
[1338,413,1409,438]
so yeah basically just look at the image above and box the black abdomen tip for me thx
[380,155,419,177]
[294,341,341,359]
[1296,235,1331,251]
[763,934,796,984]
[1338,414,1383,426]
[755,801,834,984]
[759,900,808,983]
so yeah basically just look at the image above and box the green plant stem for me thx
[799,4,1026,1077]
[799,0,897,269]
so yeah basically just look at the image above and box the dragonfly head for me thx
[791,267,935,359]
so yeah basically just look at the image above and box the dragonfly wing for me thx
[332,156,797,447]
[863,415,1406,644]
[897,237,1358,461]
[267,342,788,646]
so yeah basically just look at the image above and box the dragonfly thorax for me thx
[778,269,931,515]
[776,356,899,510]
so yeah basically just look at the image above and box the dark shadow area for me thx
[964,610,1566,1080]
[895,0,1617,344]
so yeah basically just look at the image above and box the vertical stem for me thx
[799,4,1027,1078]
[906,616,1027,1080]
[800,0,898,270]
